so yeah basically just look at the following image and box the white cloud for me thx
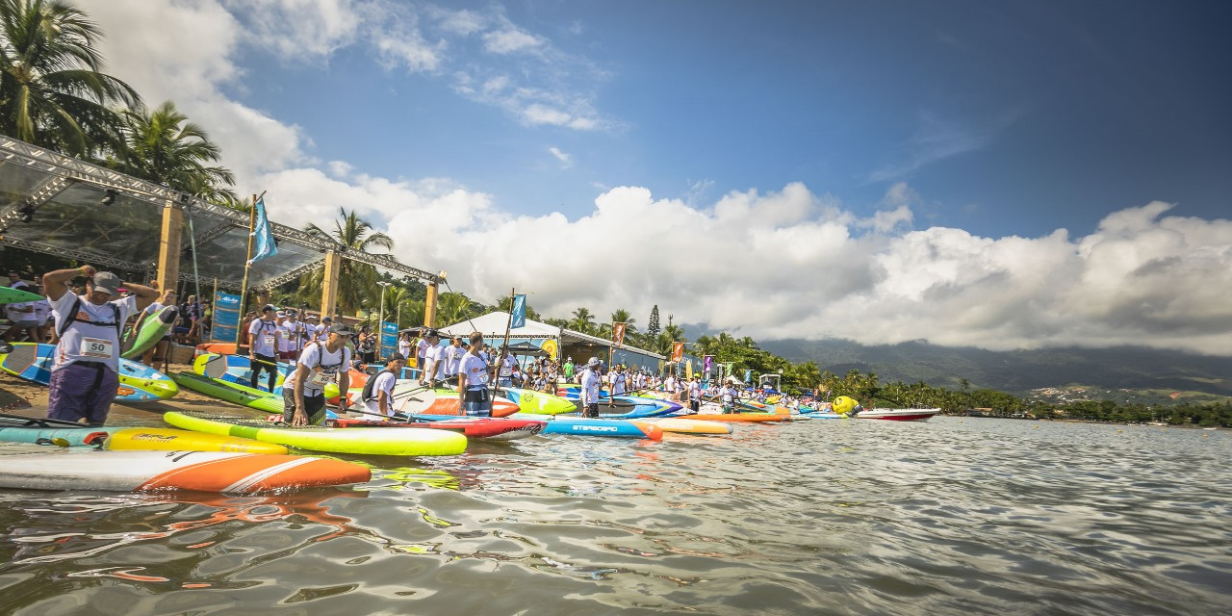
[223,0,362,60]
[87,1,1232,357]
[483,28,542,55]
[548,147,573,168]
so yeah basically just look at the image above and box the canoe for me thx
[330,416,544,440]
[164,410,468,456]
[172,372,285,414]
[0,286,42,305]
[0,343,178,402]
[499,388,577,415]
[0,447,369,493]
[650,418,733,435]
[525,415,663,440]
[122,305,177,359]
[0,425,288,454]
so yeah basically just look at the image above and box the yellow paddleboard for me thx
[104,427,288,455]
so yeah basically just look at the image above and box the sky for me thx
[86,0,1232,355]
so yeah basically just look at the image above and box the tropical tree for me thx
[300,207,394,313]
[113,101,236,202]
[569,307,596,335]
[436,291,479,327]
[0,0,139,155]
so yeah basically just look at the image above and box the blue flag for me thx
[511,294,527,328]
[248,196,278,265]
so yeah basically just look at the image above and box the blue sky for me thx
[213,0,1232,238]
[95,0,1232,354]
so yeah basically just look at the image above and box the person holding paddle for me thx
[457,331,492,417]
[362,352,405,418]
[284,325,354,426]
[42,266,157,425]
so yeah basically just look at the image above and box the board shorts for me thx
[48,361,119,426]
[282,388,327,425]
[463,388,491,417]
[584,402,600,418]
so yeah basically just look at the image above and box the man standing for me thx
[314,315,332,342]
[457,331,492,417]
[421,331,443,387]
[42,266,157,425]
[580,357,603,418]
[362,352,405,418]
[688,376,702,413]
[444,335,464,385]
[248,305,281,392]
[496,345,519,388]
[2,272,37,350]
[284,325,353,426]
[279,308,308,361]
[563,357,575,384]
[719,379,737,414]
[415,332,430,383]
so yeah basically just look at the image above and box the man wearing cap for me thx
[719,379,737,414]
[563,357,575,384]
[363,352,405,418]
[314,315,332,343]
[40,265,157,425]
[248,305,281,392]
[688,376,702,413]
[278,308,309,362]
[284,325,353,426]
[579,357,603,418]
[457,331,492,416]
[421,330,444,386]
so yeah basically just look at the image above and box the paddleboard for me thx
[330,416,544,440]
[650,418,734,435]
[194,353,291,393]
[499,388,577,415]
[348,385,519,418]
[122,305,177,359]
[0,343,178,402]
[0,286,42,305]
[683,412,789,423]
[0,447,369,493]
[521,415,663,440]
[164,410,468,456]
[0,425,288,454]
[172,372,285,414]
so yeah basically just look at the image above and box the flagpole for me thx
[235,191,264,348]
[494,287,515,397]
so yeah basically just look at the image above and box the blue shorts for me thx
[463,388,491,417]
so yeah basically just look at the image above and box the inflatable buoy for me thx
[832,396,858,415]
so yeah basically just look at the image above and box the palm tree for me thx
[113,101,237,202]
[569,307,596,335]
[301,207,394,314]
[436,292,477,327]
[0,0,139,155]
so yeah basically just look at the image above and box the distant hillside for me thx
[752,338,1232,397]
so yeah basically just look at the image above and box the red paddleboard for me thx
[331,416,544,440]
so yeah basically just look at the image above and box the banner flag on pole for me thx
[703,355,712,379]
[612,322,627,348]
[511,294,527,329]
[248,196,279,265]
[671,342,685,363]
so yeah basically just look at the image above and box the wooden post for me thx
[320,250,343,319]
[423,280,439,328]
[155,201,183,291]
[235,194,258,347]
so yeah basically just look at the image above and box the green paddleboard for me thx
[0,286,42,305]
[171,372,285,414]
[122,306,177,359]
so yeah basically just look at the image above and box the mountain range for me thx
[689,329,1232,398]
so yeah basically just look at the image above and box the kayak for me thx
[523,415,663,440]
[0,425,288,454]
[122,305,177,359]
[650,418,733,435]
[164,410,468,456]
[0,343,178,402]
[853,408,941,421]
[172,372,285,414]
[0,446,370,493]
[330,416,544,440]
[499,388,577,415]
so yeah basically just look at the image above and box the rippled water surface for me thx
[1,417,1230,615]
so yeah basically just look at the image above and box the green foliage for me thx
[110,101,236,202]
[646,305,660,339]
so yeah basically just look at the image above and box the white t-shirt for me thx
[32,297,51,324]
[581,368,602,405]
[279,320,306,353]
[364,370,398,416]
[445,344,463,376]
[459,350,489,388]
[424,344,445,380]
[397,338,412,360]
[314,323,330,342]
[416,338,429,361]
[5,281,35,323]
[50,290,136,373]
[248,318,279,356]
[284,342,352,397]
[498,355,518,377]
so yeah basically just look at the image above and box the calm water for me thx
[0,417,1229,616]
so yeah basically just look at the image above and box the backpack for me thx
[361,369,391,402]
[58,297,121,338]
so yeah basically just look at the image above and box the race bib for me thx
[80,337,113,358]
[473,368,489,385]
[263,335,276,348]
[308,366,339,387]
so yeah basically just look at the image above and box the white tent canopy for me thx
[437,311,665,360]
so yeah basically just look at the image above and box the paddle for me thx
[0,412,90,428]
